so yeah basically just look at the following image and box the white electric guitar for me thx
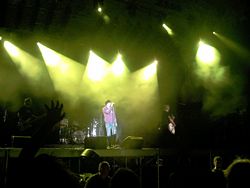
[168,115,176,134]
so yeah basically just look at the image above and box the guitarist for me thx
[163,104,176,135]
[17,97,39,135]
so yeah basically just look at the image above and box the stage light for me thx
[195,40,224,81]
[97,6,102,13]
[81,50,130,107]
[162,23,174,36]
[37,42,85,100]
[37,42,61,67]
[111,53,128,76]
[196,41,220,65]
[0,36,2,40]
[213,32,249,59]
[4,41,47,92]
[96,3,110,24]
[143,60,158,80]
[85,50,110,81]
[4,41,20,57]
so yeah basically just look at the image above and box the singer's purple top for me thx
[102,104,116,123]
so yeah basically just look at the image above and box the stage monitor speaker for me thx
[84,136,107,149]
[122,136,144,149]
[11,136,32,147]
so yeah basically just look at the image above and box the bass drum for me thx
[72,130,85,144]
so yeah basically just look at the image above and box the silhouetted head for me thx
[24,97,32,107]
[213,156,223,170]
[110,168,140,188]
[98,161,110,178]
[105,100,111,105]
[224,158,250,188]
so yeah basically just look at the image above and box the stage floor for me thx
[0,144,161,158]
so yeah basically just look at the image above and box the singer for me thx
[102,100,118,148]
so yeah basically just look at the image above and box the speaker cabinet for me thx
[84,136,107,149]
[122,136,144,149]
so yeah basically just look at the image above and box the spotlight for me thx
[143,60,158,80]
[162,23,174,36]
[196,40,220,65]
[97,6,102,13]
[4,41,20,57]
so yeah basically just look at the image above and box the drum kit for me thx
[58,117,104,144]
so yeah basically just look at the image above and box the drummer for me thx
[59,117,69,144]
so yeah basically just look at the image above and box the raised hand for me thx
[44,100,65,127]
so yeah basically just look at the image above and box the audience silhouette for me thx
[167,153,217,188]
[210,156,226,188]
[224,158,250,188]
[110,167,140,188]
[84,160,111,188]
